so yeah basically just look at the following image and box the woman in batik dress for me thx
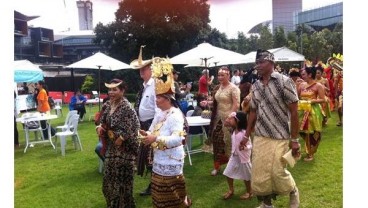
[96,79,140,208]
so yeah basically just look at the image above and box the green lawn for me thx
[15,105,343,208]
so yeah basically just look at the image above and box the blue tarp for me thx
[14,60,44,83]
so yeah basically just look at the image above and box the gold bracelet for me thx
[291,138,299,142]
[118,135,125,142]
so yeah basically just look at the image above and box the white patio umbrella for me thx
[14,60,44,83]
[65,52,132,110]
[242,47,305,64]
[170,42,248,67]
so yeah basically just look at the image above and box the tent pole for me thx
[97,65,101,111]
[71,68,75,92]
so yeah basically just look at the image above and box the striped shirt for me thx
[250,72,298,140]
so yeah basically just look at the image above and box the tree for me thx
[94,0,211,63]
[81,75,95,93]
[257,24,273,50]
[273,26,287,48]
[330,23,343,55]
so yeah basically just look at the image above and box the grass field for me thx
[14,105,343,208]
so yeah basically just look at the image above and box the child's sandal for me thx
[223,191,234,200]
[240,192,253,200]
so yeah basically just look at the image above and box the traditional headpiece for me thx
[289,68,300,74]
[255,49,274,63]
[152,57,175,99]
[304,59,313,68]
[218,66,230,75]
[129,45,153,69]
[105,79,123,88]
[326,53,343,71]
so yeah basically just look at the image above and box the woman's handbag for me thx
[25,121,40,129]
[200,107,212,119]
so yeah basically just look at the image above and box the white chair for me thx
[56,110,78,132]
[92,91,99,99]
[186,110,194,117]
[54,99,63,117]
[55,114,83,156]
[186,93,195,106]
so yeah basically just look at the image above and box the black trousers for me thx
[75,105,86,119]
[14,116,19,145]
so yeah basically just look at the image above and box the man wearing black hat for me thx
[241,49,300,208]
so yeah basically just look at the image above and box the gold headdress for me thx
[152,57,175,97]
[130,45,153,69]
[304,59,312,68]
[289,68,300,74]
[326,53,343,71]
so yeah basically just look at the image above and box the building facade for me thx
[76,0,93,30]
[296,2,343,31]
[272,0,302,34]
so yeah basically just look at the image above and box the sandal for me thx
[304,156,314,162]
[223,191,234,200]
[240,192,253,200]
[211,169,220,176]
[184,195,192,207]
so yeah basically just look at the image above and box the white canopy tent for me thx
[243,47,305,63]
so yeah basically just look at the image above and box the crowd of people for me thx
[14,45,342,207]
[90,47,343,207]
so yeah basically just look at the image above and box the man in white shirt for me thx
[231,69,241,87]
[131,46,159,196]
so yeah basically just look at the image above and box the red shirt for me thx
[198,75,208,95]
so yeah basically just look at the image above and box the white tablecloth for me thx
[186,116,210,126]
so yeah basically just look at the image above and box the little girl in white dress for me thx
[222,111,253,200]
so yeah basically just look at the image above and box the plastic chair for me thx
[54,99,63,117]
[186,110,194,117]
[55,114,82,156]
[56,110,78,132]
[186,93,195,106]
[92,91,99,99]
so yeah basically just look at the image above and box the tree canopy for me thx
[94,0,211,63]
